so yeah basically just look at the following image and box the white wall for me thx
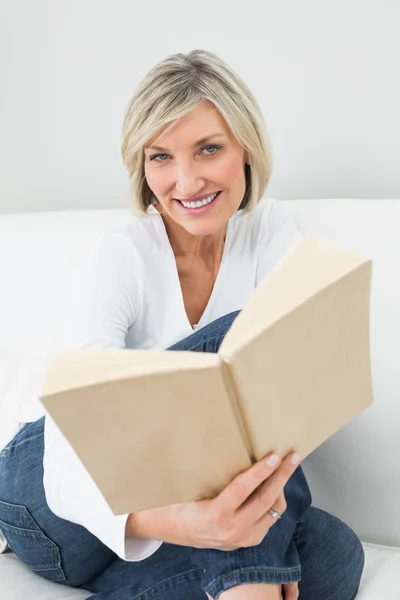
[0,0,399,213]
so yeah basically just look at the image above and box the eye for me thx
[149,153,170,162]
[201,144,222,155]
[148,144,222,162]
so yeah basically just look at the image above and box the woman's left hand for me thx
[283,582,299,599]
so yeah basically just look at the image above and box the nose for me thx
[174,160,206,199]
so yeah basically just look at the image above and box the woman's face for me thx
[144,102,248,237]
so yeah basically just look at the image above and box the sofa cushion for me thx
[0,553,89,599]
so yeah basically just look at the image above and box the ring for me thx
[268,509,282,519]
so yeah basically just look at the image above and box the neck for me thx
[159,209,226,262]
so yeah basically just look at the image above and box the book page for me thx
[42,349,221,394]
[219,235,366,356]
[218,235,373,460]
[40,351,251,514]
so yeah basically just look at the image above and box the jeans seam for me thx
[183,335,221,351]
[129,567,204,599]
[206,566,301,597]
[0,433,42,454]
[0,501,65,578]
[292,520,301,545]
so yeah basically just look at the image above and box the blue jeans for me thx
[0,311,364,599]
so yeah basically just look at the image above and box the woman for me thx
[0,49,364,599]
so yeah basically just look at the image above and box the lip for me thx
[174,191,222,217]
[175,191,220,203]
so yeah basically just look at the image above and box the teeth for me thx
[181,191,219,209]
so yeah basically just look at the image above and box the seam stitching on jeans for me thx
[129,567,204,599]
[205,566,301,595]
[1,434,43,452]
[184,335,220,351]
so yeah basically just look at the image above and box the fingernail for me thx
[291,452,302,465]
[266,454,280,467]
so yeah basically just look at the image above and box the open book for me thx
[39,234,374,515]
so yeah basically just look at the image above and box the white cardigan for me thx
[3,197,301,561]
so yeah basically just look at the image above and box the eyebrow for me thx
[144,133,227,152]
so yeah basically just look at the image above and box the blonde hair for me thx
[121,49,273,217]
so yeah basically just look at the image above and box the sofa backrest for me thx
[0,209,131,356]
[0,199,399,547]
[287,199,400,548]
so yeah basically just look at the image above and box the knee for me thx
[341,525,365,599]
[325,517,365,600]
[297,508,365,600]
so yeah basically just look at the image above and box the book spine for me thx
[219,357,255,463]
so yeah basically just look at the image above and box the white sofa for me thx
[0,199,399,599]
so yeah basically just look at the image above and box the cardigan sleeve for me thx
[43,232,162,561]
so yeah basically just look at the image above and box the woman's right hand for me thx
[126,451,302,551]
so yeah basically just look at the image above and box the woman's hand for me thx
[126,450,302,551]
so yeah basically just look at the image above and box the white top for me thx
[1,197,301,560]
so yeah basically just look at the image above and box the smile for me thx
[179,191,221,209]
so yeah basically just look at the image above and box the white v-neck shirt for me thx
[41,196,301,563]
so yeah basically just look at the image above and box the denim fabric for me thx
[0,311,364,599]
